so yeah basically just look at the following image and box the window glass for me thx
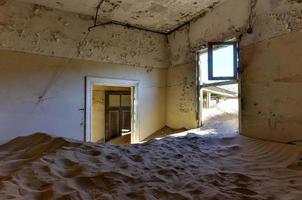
[212,45,235,77]
[207,42,238,80]
[109,95,120,107]
[121,95,131,107]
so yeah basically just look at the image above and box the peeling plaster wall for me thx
[167,0,302,136]
[166,63,197,129]
[241,31,302,143]
[0,0,169,142]
[0,0,170,69]
[19,0,226,33]
[169,0,302,55]
[166,26,198,129]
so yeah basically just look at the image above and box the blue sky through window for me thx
[199,45,235,83]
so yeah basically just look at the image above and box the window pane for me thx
[212,45,234,78]
[121,95,131,107]
[109,95,120,107]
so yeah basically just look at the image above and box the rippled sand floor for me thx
[0,131,301,200]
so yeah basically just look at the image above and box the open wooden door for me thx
[105,91,131,142]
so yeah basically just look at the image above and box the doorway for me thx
[85,77,139,144]
[105,91,131,142]
[197,42,240,136]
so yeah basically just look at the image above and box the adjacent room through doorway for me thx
[91,86,132,143]
[85,77,139,144]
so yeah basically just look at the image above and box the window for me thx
[208,42,239,80]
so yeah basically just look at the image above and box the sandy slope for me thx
[0,131,301,200]
[0,99,301,199]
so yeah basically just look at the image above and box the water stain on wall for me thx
[179,77,195,113]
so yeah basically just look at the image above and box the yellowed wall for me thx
[166,0,302,134]
[92,86,130,143]
[0,50,167,142]
[166,63,197,129]
[241,31,302,143]
[92,90,105,143]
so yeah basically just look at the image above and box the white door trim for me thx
[85,76,140,144]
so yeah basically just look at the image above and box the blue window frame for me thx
[208,42,239,80]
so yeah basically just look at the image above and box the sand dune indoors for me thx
[0,131,301,200]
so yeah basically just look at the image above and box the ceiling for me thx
[19,0,224,33]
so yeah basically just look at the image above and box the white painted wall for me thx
[0,51,167,142]
[0,0,168,142]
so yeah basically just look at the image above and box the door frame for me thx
[196,41,242,134]
[85,76,140,144]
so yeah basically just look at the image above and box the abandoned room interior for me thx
[0,0,302,199]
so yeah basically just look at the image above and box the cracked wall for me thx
[0,51,167,142]
[19,0,226,33]
[166,0,302,137]
[0,0,169,142]
[0,0,170,69]
[1,0,301,142]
